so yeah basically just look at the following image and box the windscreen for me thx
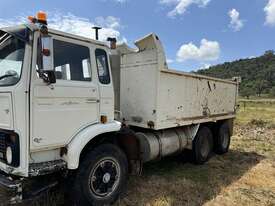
[0,33,25,86]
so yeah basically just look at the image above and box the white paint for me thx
[30,33,101,150]
[0,40,32,177]
[65,121,121,169]
[119,33,238,130]
[0,93,13,129]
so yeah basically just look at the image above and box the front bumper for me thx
[0,172,22,204]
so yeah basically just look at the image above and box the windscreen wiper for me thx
[0,74,16,80]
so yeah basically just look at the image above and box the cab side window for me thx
[95,49,110,84]
[53,40,91,82]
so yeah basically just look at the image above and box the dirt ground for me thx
[1,101,275,206]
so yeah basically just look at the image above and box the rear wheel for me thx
[215,122,231,154]
[192,126,213,164]
[68,144,128,206]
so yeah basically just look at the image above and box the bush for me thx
[249,119,268,127]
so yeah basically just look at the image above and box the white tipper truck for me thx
[0,12,239,205]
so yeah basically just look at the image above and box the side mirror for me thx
[40,36,56,84]
[43,71,56,84]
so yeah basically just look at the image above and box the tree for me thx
[196,51,275,97]
[264,50,274,56]
[254,80,269,97]
[270,87,275,97]
[240,87,254,99]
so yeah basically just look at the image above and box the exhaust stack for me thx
[107,37,117,49]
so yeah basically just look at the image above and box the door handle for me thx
[86,98,100,103]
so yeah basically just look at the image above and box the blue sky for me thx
[0,0,274,71]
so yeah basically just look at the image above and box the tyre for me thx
[68,144,128,206]
[192,126,213,164]
[215,122,231,154]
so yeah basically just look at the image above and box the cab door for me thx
[30,35,99,150]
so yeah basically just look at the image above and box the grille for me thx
[0,134,6,161]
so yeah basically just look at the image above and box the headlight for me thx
[0,132,20,167]
[6,146,12,164]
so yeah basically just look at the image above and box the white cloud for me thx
[166,58,174,63]
[107,0,127,3]
[228,9,244,32]
[95,16,121,29]
[177,39,220,62]
[101,0,127,3]
[197,63,211,70]
[160,0,211,17]
[160,0,178,4]
[264,0,275,26]
[0,12,126,42]
[0,18,24,28]
[48,12,124,42]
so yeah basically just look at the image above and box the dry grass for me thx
[117,100,275,206]
[237,100,275,126]
[115,125,275,206]
[2,100,275,206]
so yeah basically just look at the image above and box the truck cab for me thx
[0,23,118,173]
[0,15,127,203]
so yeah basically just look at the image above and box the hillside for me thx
[196,51,275,98]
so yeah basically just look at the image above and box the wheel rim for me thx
[221,132,229,149]
[200,137,210,158]
[89,157,121,198]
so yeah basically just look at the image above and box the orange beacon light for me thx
[36,11,47,23]
[28,11,47,25]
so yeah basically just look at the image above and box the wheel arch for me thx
[65,121,121,169]
[65,122,142,174]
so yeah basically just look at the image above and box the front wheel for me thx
[68,144,128,206]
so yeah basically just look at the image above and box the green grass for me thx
[237,99,275,125]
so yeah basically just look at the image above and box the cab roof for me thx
[1,24,109,48]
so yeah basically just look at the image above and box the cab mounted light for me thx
[101,115,108,124]
[28,11,48,35]
[28,16,36,24]
[28,11,48,25]
[36,11,47,24]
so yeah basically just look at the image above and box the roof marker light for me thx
[27,11,48,25]
[37,11,47,24]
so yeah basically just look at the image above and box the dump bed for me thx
[117,34,239,130]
